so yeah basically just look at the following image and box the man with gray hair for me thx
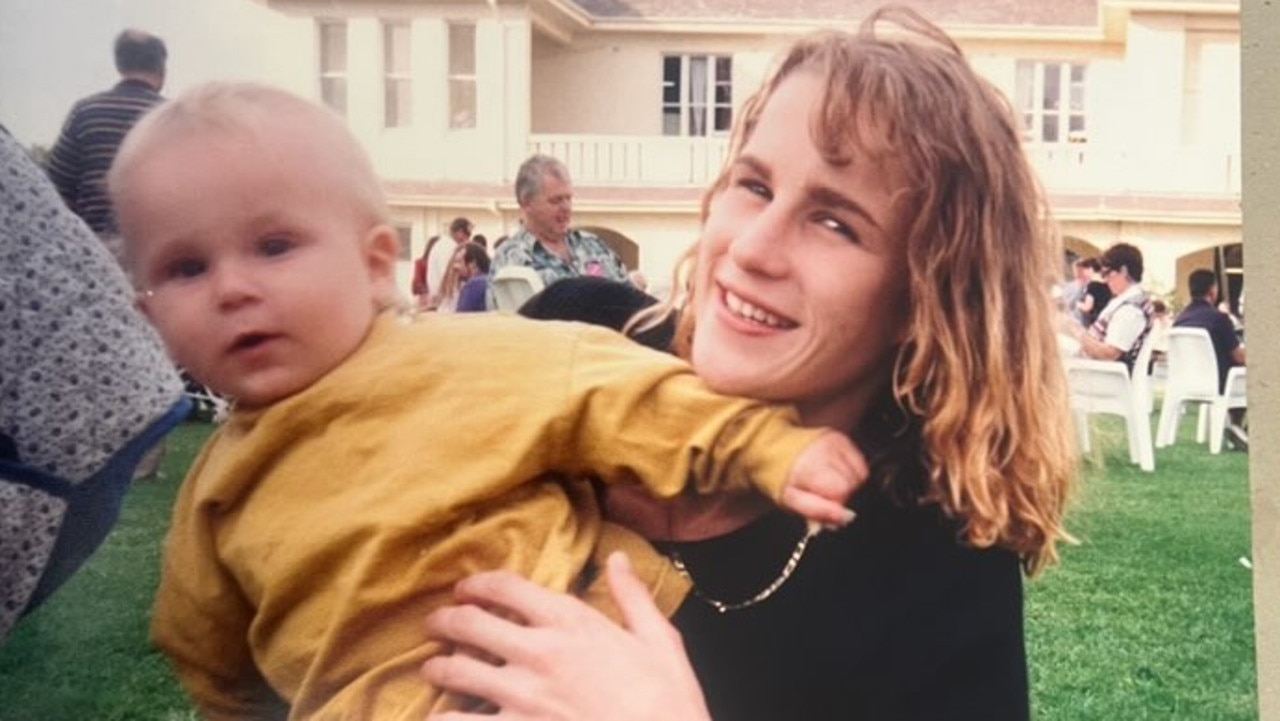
[47,28,168,239]
[488,154,630,308]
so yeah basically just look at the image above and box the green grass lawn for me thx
[0,416,1257,720]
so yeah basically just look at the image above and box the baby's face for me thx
[117,125,394,409]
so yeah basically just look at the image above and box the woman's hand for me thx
[423,552,712,721]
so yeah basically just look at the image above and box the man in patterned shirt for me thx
[488,154,630,308]
[47,29,167,239]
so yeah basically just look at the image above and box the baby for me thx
[108,82,863,720]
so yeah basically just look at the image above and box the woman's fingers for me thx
[424,557,712,721]
[449,569,588,630]
[606,552,681,644]
[424,602,533,667]
[422,651,528,716]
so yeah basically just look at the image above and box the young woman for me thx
[422,7,1076,719]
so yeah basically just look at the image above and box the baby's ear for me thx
[134,289,154,320]
[362,224,403,305]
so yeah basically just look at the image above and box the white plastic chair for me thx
[490,266,546,312]
[1130,332,1158,415]
[1155,327,1246,454]
[1064,357,1155,472]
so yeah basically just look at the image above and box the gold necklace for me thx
[667,522,823,614]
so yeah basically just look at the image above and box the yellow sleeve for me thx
[150,445,288,721]
[550,324,827,502]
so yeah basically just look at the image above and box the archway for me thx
[1173,243,1244,314]
[578,226,640,271]
[1061,235,1103,280]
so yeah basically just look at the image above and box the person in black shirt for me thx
[1074,256,1112,328]
[1174,268,1247,448]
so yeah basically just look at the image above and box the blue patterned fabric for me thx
[1,126,185,643]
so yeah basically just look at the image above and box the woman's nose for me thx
[728,206,791,277]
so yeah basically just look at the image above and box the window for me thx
[662,54,732,136]
[383,21,412,127]
[1016,61,1086,144]
[318,20,348,115]
[448,23,476,129]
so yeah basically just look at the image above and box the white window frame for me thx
[447,23,476,129]
[1016,60,1087,144]
[662,54,732,137]
[383,21,412,128]
[318,20,348,116]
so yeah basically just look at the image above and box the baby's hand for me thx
[780,431,867,530]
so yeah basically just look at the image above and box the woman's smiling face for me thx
[690,70,912,432]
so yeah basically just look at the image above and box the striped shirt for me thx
[46,79,164,236]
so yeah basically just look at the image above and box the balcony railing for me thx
[530,133,1241,197]
[1024,145,1241,196]
[529,134,728,188]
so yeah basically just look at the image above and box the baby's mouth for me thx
[231,332,274,352]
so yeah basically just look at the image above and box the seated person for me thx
[452,242,491,313]
[1073,257,1111,328]
[486,154,630,308]
[1066,242,1154,372]
[1174,268,1247,448]
[107,82,864,718]
[0,126,187,644]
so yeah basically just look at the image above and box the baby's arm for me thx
[150,457,287,720]
[554,326,866,528]
[778,430,864,529]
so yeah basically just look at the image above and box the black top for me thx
[518,276,675,351]
[517,276,1030,721]
[1081,280,1112,328]
[658,481,1029,721]
[1174,299,1242,392]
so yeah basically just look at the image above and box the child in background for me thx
[108,82,864,720]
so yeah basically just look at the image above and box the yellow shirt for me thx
[151,312,823,720]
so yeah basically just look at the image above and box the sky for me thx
[0,0,297,148]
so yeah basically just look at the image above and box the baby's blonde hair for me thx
[108,81,391,267]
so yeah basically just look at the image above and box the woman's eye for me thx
[165,258,207,280]
[818,216,861,245]
[259,236,294,257]
[737,178,772,200]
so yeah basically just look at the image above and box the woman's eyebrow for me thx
[732,154,772,182]
[736,151,888,232]
[807,185,886,233]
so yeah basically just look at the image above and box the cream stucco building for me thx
[252,0,1242,307]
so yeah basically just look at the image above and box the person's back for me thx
[1174,269,1244,392]
[46,29,166,238]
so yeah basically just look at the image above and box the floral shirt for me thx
[487,227,629,308]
